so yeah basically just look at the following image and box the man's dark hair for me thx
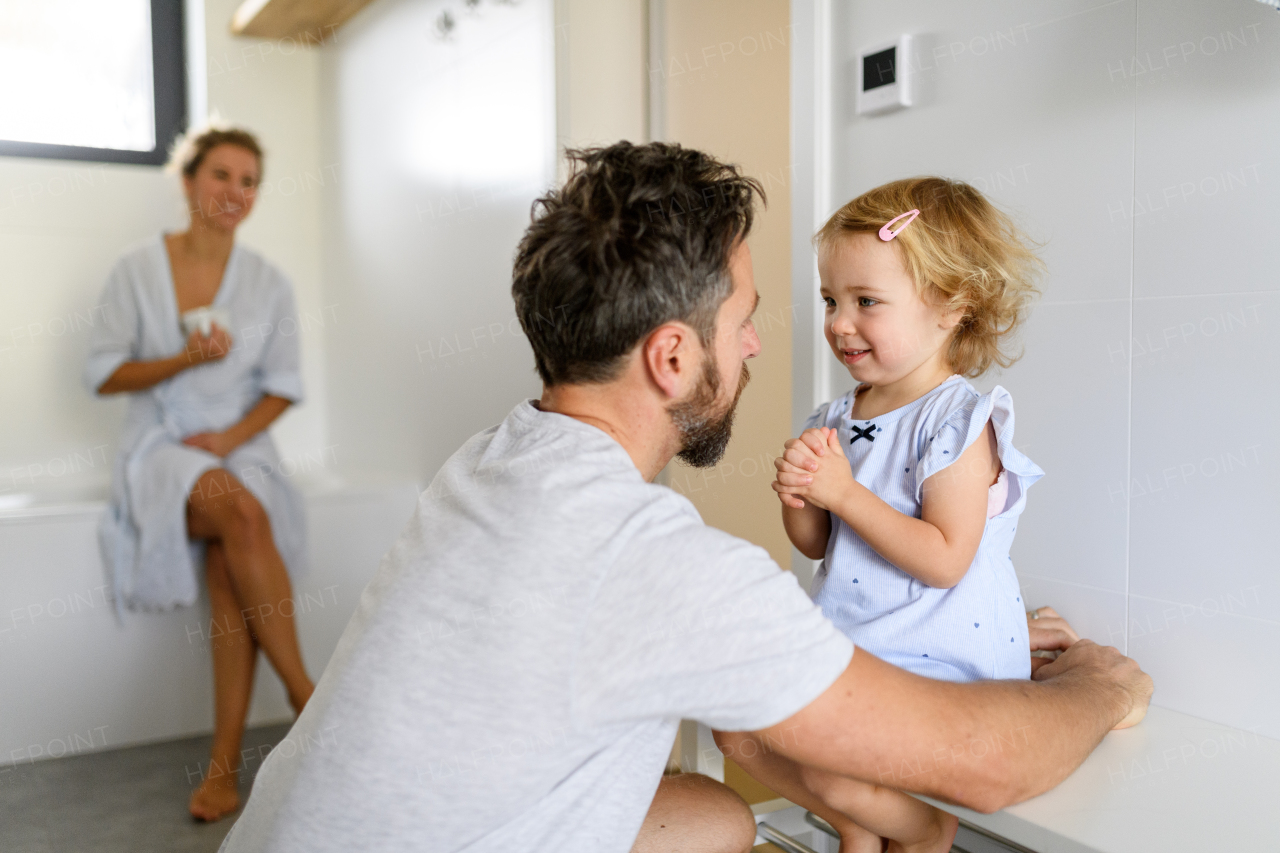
[512,142,765,386]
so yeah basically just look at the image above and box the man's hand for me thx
[1027,606,1079,675]
[772,427,857,511]
[1026,607,1150,729]
[1032,637,1153,729]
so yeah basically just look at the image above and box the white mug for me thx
[180,306,231,338]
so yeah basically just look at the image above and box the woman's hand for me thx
[1027,606,1081,674]
[184,323,233,366]
[182,431,238,458]
[96,325,231,394]
[772,427,857,512]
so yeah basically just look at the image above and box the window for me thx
[0,0,187,166]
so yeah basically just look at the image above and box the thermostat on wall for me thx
[856,36,913,115]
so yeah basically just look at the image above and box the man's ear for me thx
[642,322,698,400]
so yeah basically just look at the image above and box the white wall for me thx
[803,0,1280,738]
[555,0,648,151]
[0,485,417,766]
[0,0,393,760]
[316,0,554,485]
[0,0,330,506]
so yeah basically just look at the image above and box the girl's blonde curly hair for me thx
[815,177,1043,378]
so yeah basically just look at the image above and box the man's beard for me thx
[669,351,751,469]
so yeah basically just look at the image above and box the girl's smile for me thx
[819,231,962,416]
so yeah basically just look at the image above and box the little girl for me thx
[772,177,1044,853]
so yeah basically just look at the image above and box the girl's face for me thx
[818,232,960,387]
[184,144,260,234]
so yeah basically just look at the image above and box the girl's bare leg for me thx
[189,540,257,821]
[714,732,883,853]
[715,731,958,853]
[187,469,314,712]
[799,765,957,853]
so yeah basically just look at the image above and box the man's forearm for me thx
[756,644,1139,813]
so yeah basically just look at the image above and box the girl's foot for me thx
[837,819,885,853]
[189,770,240,821]
[888,809,958,853]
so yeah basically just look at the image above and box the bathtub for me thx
[0,476,419,767]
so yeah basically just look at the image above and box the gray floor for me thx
[0,723,292,853]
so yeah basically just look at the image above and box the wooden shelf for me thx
[230,0,378,42]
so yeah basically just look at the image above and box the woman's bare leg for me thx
[187,468,314,712]
[189,540,257,821]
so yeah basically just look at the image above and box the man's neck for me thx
[537,381,677,482]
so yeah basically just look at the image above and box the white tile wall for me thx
[1003,302,1130,595]
[1126,595,1278,739]
[823,0,1280,733]
[1016,574,1129,655]
[1128,293,1279,603]
[1131,0,1280,300]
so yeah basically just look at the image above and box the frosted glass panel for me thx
[0,0,156,151]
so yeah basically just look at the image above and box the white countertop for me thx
[0,473,420,523]
[923,705,1280,852]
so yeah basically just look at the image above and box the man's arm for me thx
[740,640,1150,814]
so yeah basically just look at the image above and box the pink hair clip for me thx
[878,209,920,241]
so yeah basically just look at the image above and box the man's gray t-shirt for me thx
[220,400,854,852]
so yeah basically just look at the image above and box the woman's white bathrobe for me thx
[85,235,307,613]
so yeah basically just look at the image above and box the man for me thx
[219,142,1151,853]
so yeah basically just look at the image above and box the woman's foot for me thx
[288,681,314,716]
[888,809,958,853]
[189,768,240,821]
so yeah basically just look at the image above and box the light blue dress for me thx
[805,376,1043,682]
[84,235,307,613]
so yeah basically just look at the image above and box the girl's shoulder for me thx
[913,377,1031,452]
[915,376,984,434]
[802,388,860,432]
[804,379,1020,438]
[909,380,1041,499]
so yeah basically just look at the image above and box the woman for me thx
[84,126,314,821]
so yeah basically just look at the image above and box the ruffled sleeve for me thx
[83,259,140,394]
[912,385,1044,515]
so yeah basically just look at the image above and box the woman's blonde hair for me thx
[166,122,264,182]
[815,177,1043,378]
